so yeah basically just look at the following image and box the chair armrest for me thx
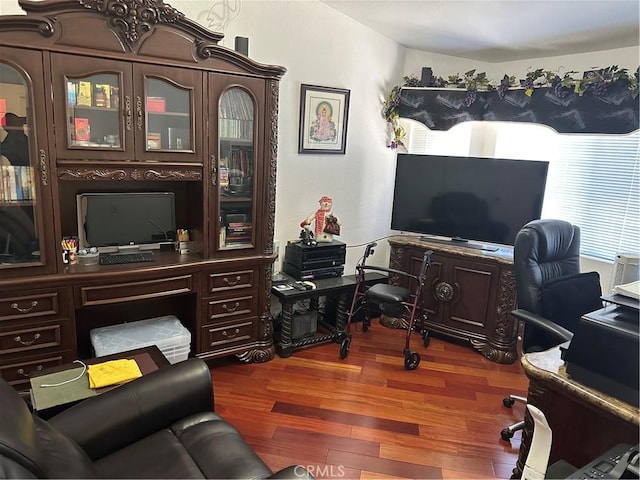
[48,358,213,460]
[268,465,315,479]
[512,309,574,343]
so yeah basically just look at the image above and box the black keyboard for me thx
[99,251,155,265]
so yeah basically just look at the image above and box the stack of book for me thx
[0,165,35,201]
[226,222,252,244]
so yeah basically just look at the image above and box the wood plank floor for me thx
[209,324,529,479]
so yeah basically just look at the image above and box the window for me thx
[403,120,640,261]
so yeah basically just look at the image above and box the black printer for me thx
[561,295,639,407]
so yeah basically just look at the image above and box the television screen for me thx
[77,192,176,251]
[391,154,549,247]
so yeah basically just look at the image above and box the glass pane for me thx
[145,77,191,151]
[66,73,121,148]
[0,63,39,264]
[218,88,254,250]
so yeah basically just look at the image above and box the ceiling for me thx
[321,0,640,62]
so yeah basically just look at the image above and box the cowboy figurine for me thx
[300,195,341,243]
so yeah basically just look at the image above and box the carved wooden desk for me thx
[513,345,640,478]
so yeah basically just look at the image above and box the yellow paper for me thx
[87,359,142,389]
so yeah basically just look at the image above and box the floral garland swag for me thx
[383,66,639,149]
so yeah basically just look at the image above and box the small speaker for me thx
[234,36,248,56]
[421,67,433,87]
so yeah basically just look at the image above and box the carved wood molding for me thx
[79,0,184,51]
[0,16,55,37]
[265,79,279,254]
[130,168,201,180]
[58,167,201,181]
[58,168,128,180]
[494,268,517,341]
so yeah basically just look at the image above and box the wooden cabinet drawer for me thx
[200,319,256,351]
[0,353,69,391]
[205,295,257,323]
[205,269,256,295]
[78,275,194,306]
[0,322,70,356]
[0,291,64,323]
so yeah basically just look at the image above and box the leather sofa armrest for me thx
[268,465,315,479]
[48,357,213,460]
[512,309,574,343]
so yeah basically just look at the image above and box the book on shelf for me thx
[67,81,77,106]
[94,84,111,108]
[0,165,35,202]
[147,132,161,150]
[74,117,90,142]
[76,81,92,106]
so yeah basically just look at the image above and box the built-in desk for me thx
[512,345,640,478]
[0,252,276,393]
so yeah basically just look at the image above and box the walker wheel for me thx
[404,350,420,370]
[340,338,350,359]
[423,331,430,348]
[503,397,515,408]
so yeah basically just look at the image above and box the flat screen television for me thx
[391,154,549,249]
[77,192,176,252]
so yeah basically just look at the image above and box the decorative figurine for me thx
[300,195,341,243]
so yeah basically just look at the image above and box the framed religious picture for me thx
[298,84,350,154]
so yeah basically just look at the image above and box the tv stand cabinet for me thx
[0,0,285,392]
[388,236,518,364]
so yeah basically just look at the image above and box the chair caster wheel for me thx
[501,427,514,441]
[404,350,420,370]
[503,397,516,408]
[340,338,350,359]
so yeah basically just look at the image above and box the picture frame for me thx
[298,84,350,154]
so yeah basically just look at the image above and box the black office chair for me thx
[501,219,603,441]
[343,242,433,370]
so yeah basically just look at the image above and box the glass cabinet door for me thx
[218,87,255,250]
[50,54,133,161]
[134,65,202,162]
[144,78,191,152]
[65,72,122,149]
[0,48,55,276]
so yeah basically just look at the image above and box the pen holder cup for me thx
[78,253,99,266]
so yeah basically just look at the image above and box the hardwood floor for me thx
[209,324,529,479]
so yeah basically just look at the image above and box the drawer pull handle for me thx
[11,300,38,314]
[222,328,240,338]
[14,333,41,346]
[17,365,43,377]
[223,275,242,286]
[223,302,240,313]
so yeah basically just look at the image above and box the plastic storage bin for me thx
[90,315,191,364]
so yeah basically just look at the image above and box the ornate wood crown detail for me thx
[79,0,184,51]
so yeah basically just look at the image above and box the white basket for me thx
[90,315,191,364]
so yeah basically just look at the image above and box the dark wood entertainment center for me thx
[388,236,518,364]
[0,0,285,392]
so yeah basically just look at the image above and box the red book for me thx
[74,117,90,141]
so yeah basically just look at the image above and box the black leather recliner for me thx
[0,357,314,479]
[500,219,603,440]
